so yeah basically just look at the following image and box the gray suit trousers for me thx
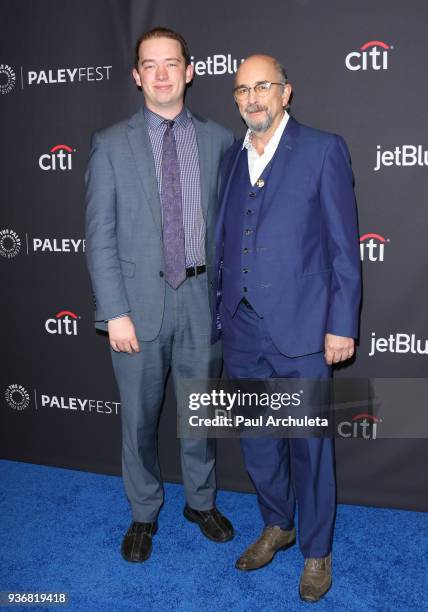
[111,272,221,522]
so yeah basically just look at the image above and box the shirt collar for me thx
[242,109,290,152]
[143,105,190,130]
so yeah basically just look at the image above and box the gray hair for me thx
[274,59,291,112]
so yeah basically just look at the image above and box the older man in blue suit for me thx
[85,27,234,563]
[214,55,361,602]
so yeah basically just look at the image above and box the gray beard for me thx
[243,109,273,134]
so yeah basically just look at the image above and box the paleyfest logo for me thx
[27,65,112,85]
[0,64,16,94]
[32,237,85,253]
[40,394,120,415]
[45,310,81,336]
[0,64,112,92]
[39,144,75,171]
[359,233,389,262]
[0,228,85,257]
[345,40,392,71]
[4,384,120,416]
[0,229,21,258]
[5,384,30,411]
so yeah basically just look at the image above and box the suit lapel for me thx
[215,118,300,252]
[127,108,162,233]
[192,114,211,221]
[260,116,300,206]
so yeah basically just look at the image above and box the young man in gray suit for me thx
[85,27,234,563]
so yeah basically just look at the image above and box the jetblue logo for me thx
[374,145,428,171]
[190,54,244,76]
[369,332,428,357]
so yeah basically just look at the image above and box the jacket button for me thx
[243,248,249,254]
[249,192,256,198]
[159,271,164,277]
[243,268,249,274]
[245,229,253,236]
[243,286,248,292]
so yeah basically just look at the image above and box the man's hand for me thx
[108,316,140,354]
[324,333,354,365]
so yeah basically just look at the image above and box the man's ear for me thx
[282,82,292,107]
[132,68,142,88]
[185,63,194,85]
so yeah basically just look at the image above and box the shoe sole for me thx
[183,508,234,543]
[235,538,296,571]
[299,580,332,603]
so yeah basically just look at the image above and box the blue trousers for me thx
[221,301,336,558]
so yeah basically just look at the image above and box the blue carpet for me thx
[0,460,426,611]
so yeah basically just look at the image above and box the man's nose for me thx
[247,87,257,104]
[156,64,168,80]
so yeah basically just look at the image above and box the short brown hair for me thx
[134,27,190,69]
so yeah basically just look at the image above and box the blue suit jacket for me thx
[85,107,234,341]
[213,116,361,357]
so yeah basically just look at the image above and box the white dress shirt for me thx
[242,110,290,185]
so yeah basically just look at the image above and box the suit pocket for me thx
[119,258,136,278]
[301,268,332,277]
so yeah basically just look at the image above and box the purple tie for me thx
[160,120,186,289]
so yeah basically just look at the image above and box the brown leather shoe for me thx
[299,553,332,602]
[235,525,296,571]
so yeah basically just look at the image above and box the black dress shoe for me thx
[121,521,157,563]
[183,505,234,543]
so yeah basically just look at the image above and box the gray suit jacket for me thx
[85,107,234,340]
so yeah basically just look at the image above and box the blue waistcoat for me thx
[222,147,274,317]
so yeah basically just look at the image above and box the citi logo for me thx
[0,228,21,258]
[0,64,16,94]
[39,144,75,171]
[374,145,428,171]
[338,413,381,439]
[369,332,428,357]
[45,310,81,335]
[360,233,389,262]
[190,54,244,76]
[345,40,392,71]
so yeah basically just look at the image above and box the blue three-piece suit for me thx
[213,116,361,557]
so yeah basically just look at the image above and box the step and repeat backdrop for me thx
[1,0,427,511]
